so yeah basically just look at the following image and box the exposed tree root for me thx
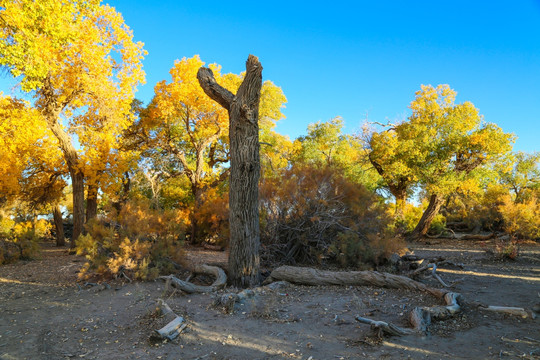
[160,264,226,294]
[268,266,465,336]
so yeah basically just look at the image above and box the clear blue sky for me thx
[10,1,540,152]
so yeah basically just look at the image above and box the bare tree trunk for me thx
[70,170,85,247]
[190,184,203,244]
[410,193,444,239]
[53,205,65,247]
[394,191,407,219]
[198,55,262,288]
[112,172,130,213]
[48,117,85,247]
[86,183,98,223]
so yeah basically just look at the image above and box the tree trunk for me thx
[42,88,85,248]
[410,193,445,239]
[198,55,262,288]
[70,169,85,247]
[190,184,204,244]
[53,205,65,247]
[86,183,98,224]
[394,190,407,219]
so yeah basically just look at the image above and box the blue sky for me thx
[7,1,540,152]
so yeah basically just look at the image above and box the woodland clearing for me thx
[0,239,539,360]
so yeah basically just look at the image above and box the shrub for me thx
[499,195,540,240]
[190,187,229,247]
[0,218,47,264]
[259,165,402,268]
[76,199,187,280]
[494,238,519,260]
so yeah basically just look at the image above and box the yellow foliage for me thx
[0,218,48,264]
[0,95,64,201]
[499,195,540,240]
[0,0,146,213]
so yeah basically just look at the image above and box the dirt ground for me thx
[0,239,539,360]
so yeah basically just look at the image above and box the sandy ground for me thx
[0,239,539,360]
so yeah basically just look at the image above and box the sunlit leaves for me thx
[0,94,65,203]
[368,84,514,203]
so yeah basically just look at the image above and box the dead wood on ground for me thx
[154,299,186,340]
[160,264,226,294]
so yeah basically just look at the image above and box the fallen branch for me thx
[480,305,536,319]
[269,265,447,298]
[356,292,463,336]
[426,229,495,241]
[154,299,186,340]
[429,264,450,288]
[355,316,413,337]
[160,264,227,294]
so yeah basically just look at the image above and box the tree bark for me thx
[394,191,407,219]
[198,55,262,288]
[86,183,98,224]
[53,205,65,247]
[410,193,445,239]
[269,265,446,297]
[41,81,85,248]
[189,183,204,244]
[70,169,85,247]
[46,121,85,247]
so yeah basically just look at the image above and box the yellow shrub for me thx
[499,195,540,240]
[0,219,45,264]
[76,199,186,280]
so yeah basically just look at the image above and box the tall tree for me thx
[406,85,514,238]
[295,117,379,190]
[197,55,263,288]
[0,0,145,244]
[365,85,513,237]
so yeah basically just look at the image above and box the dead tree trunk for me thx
[269,265,446,298]
[197,55,263,288]
[53,205,65,247]
[410,193,444,239]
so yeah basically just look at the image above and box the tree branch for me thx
[197,68,234,111]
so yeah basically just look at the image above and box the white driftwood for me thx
[154,299,186,340]
[160,264,227,294]
[480,306,535,319]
